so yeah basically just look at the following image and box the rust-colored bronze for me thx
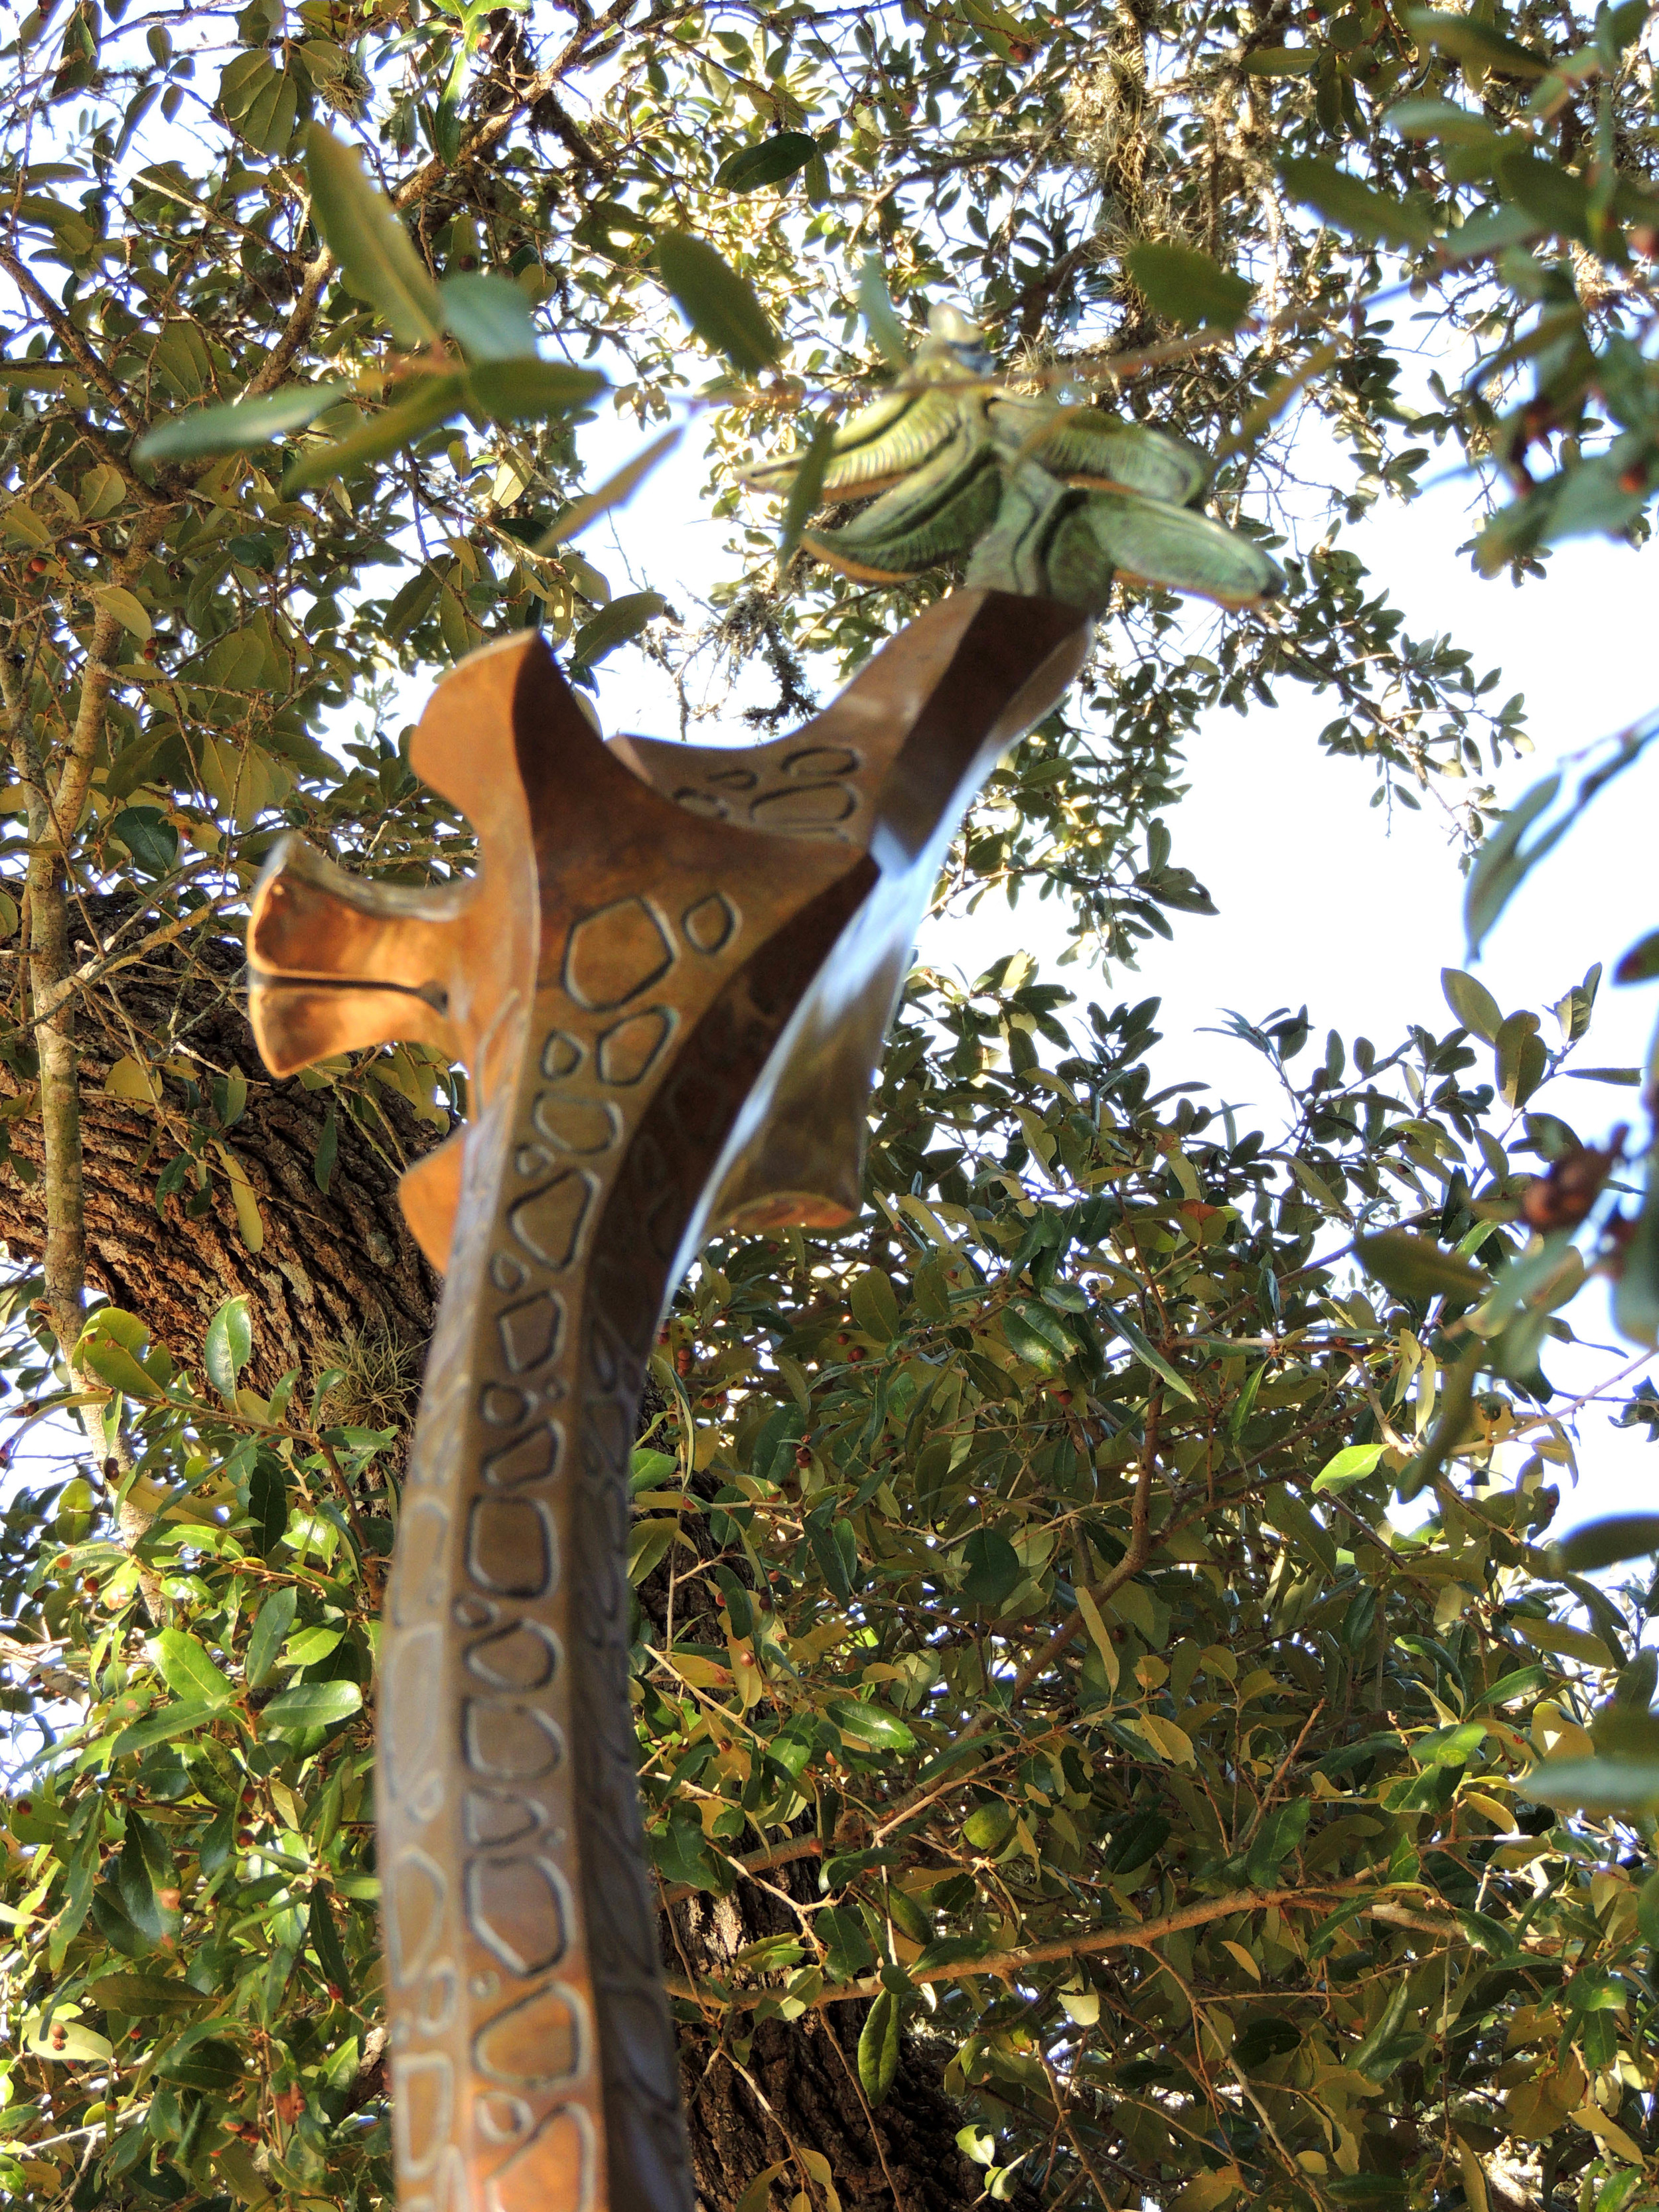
[246,589,1090,2212]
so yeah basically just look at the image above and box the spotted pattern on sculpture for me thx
[247,591,1092,2212]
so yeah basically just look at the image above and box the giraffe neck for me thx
[379,867,870,2212]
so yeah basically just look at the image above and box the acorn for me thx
[794,1444,813,1468]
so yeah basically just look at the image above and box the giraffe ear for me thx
[248,836,463,1074]
[399,1132,467,1274]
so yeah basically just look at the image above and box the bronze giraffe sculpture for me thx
[246,588,1091,2212]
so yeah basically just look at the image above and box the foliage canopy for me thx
[2,3,1659,2212]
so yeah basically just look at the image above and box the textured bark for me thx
[673,1876,989,2212]
[0,899,439,1388]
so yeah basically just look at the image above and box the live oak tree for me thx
[3,4,1659,2212]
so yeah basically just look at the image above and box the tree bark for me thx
[0,901,438,1389]
[674,1883,989,2212]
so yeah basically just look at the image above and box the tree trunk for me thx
[0,922,984,2212]
[674,1883,989,2212]
[0,903,438,1391]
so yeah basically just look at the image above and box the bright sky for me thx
[577,401,1659,1541]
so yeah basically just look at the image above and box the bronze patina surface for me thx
[246,588,1089,2212]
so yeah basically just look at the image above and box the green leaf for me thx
[1465,774,1562,957]
[960,1528,1022,1609]
[467,357,607,419]
[1354,1228,1488,1305]
[1496,149,1592,242]
[776,412,837,572]
[1234,2014,1301,2068]
[1385,96,1504,144]
[1441,966,1502,1043]
[308,1885,353,2002]
[1405,8,1551,74]
[827,1698,917,1753]
[1245,1797,1311,1883]
[111,1699,226,1759]
[859,254,912,366]
[654,230,780,375]
[134,381,350,462]
[818,1904,875,1977]
[857,1988,901,2105]
[1494,1009,1548,1109]
[204,1293,252,1404]
[570,591,666,669]
[155,2037,244,2093]
[246,1587,297,1688]
[1279,157,1435,249]
[810,1513,855,1604]
[260,1679,363,1730]
[1525,1753,1659,1812]
[84,1971,210,2017]
[305,124,443,348]
[1508,1615,1614,1667]
[714,132,819,194]
[1001,1301,1068,1372]
[537,428,684,550]
[438,271,541,360]
[1240,45,1317,72]
[1415,1719,1486,1767]
[962,1800,1015,1852]
[248,1456,289,1558]
[80,1338,165,1402]
[1551,1515,1659,1573]
[1312,1442,1386,1493]
[281,374,466,494]
[149,1627,234,1707]
[1616,1142,1659,1345]
[91,585,154,642]
[1125,242,1255,329]
[1095,1296,1199,1402]
[850,1270,902,1343]
[110,806,179,877]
